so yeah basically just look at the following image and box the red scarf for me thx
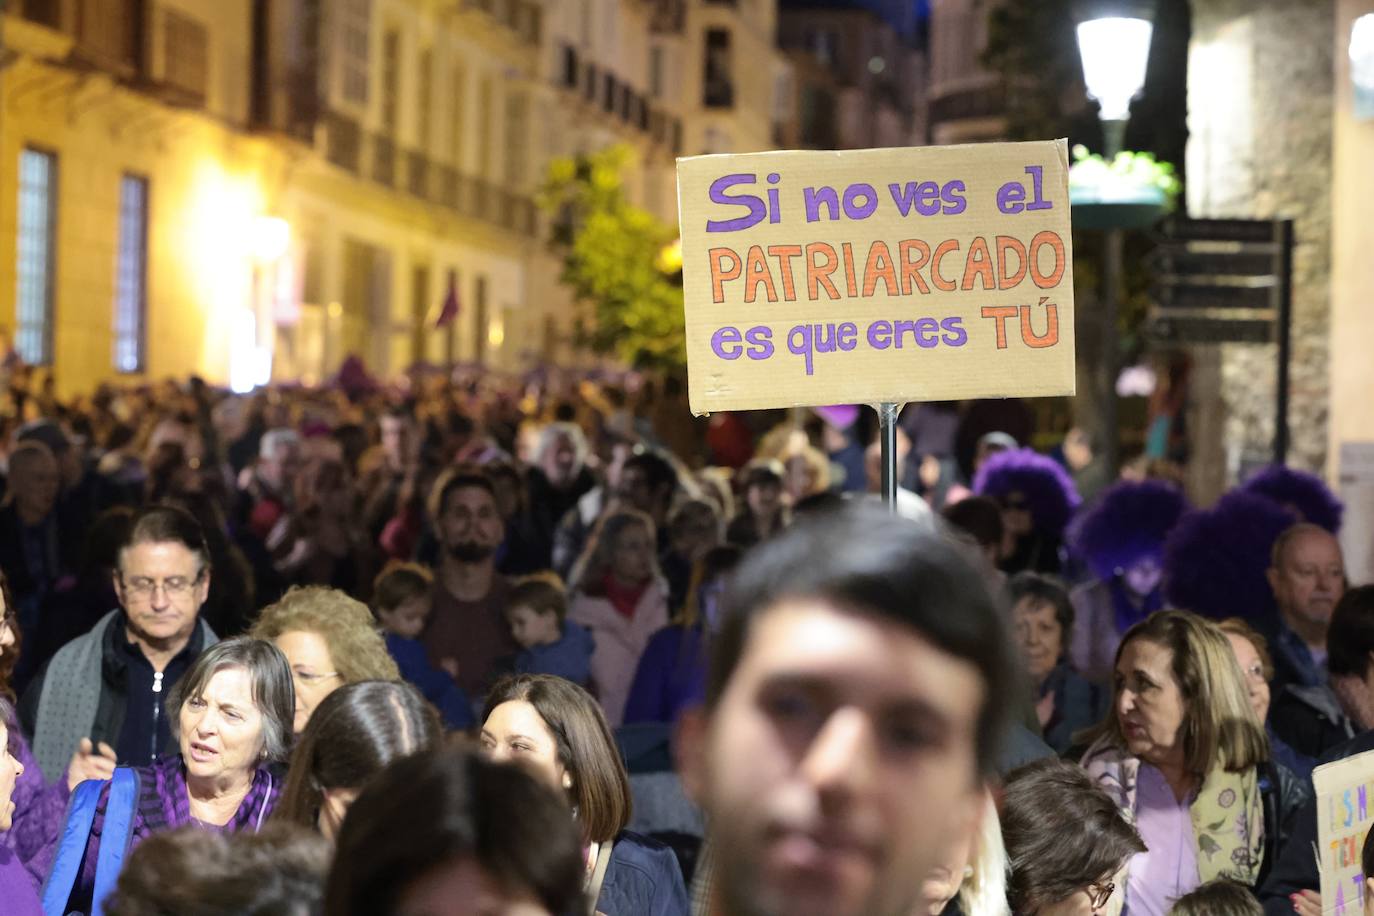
[602,572,649,620]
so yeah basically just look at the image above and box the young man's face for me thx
[684,599,986,916]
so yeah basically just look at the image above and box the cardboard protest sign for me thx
[676,140,1076,415]
[1313,750,1374,916]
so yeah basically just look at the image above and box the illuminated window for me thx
[339,0,371,105]
[15,148,57,366]
[113,175,148,373]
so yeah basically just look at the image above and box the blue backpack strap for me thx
[90,768,140,916]
[40,777,105,916]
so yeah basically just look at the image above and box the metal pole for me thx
[1274,218,1294,465]
[1102,227,1122,477]
[878,402,899,510]
[1099,117,1126,478]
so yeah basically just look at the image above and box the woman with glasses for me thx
[1217,618,1314,779]
[249,586,400,734]
[1079,611,1311,914]
[1002,758,1144,916]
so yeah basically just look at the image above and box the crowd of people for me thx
[0,366,1367,916]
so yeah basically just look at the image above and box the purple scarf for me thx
[155,755,279,833]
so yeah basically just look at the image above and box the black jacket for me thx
[1258,729,1374,914]
[1269,683,1357,763]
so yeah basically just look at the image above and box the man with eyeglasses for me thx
[20,505,218,782]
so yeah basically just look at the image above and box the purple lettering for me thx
[707,174,766,232]
[711,326,743,360]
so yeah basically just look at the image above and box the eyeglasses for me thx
[1088,881,1116,909]
[292,669,340,687]
[120,572,205,599]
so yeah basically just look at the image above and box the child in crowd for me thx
[506,573,595,687]
[371,564,474,731]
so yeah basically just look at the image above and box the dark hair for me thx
[1169,880,1263,916]
[1002,758,1145,914]
[740,461,784,491]
[507,573,568,625]
[1364,827,1374,908]
[482,674,631,844]
[623,450,679,496]
[1006,572,1075,648]
[105,822,331,916]
[1327,585,1374,679]
[371,563,433,615]
[942,496,1005,551]
[708,503,1018,775]
[168,637,296,764]
[427,465,497,522]
[0,569,19,703]
[325,746,585,916]
[122,504,211,572]
[277,680,442,831]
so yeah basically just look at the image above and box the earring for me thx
[562,773,573,790]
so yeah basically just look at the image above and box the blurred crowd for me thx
[0,364,1365,916]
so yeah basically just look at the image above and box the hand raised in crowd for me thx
[66,737,118,792]
[1291,890,1321,916]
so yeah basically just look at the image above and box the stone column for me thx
[1186,0,1334,492]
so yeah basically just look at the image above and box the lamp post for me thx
[1075,1,1155,476]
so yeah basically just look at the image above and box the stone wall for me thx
[1186,0,1334,494]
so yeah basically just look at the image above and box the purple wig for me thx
[1241,465,1343,534]
[973,448,1081,536]
[1163,490,1300,623]
[1069,480,1190,582]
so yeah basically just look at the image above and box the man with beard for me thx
[678,503,1016,916]
[420,468,518,697]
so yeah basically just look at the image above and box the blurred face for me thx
[259,442,302,492]
[688,599,985,916]
[1227,632,1271,722]
[179,666,266,784]
[479,700,569,794]
[381,596,430,641]
[748,481,782,518]
[785,456,820,502]
[919,800,980,916]
[617,465,656,515]
[0,611,15,653]
[1122,556,1163,598]
[543,434,579,488]
[507,605,561,651]
[0,723,24,831]
[276,630,342,734]
[1270,530,1346,631]
[610,523,655,585]
[396,857,551,916]
[115,541,209,646]
[437,486,505,564]
[1012,598,1063,683]
[671,511,720,563]
[11,452,59,520]
[1114,639,1187,769]
[1000,492,1033,538]
[380,416,412,471]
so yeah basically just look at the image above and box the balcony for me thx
[322,116,538,237]
[461,0,542,47]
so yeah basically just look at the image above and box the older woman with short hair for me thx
[43,637,295,914]
[480,673,688,915]
[1080,611,1311,914]
[250,585,400,733]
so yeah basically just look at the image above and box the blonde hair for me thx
[250,586,400,684]
[959,791,1011,916]
[1084,610,1268,774]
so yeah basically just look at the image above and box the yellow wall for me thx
[0,19,289,397]
[1330,0,1374,474]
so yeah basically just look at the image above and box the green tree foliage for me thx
[539,146,685,370]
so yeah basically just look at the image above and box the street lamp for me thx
[1075,0,1156,476]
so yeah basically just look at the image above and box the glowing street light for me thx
[1075,2,1156,156]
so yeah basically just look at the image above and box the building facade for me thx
[0,0,780,395]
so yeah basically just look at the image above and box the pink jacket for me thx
[568,581,670,727]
